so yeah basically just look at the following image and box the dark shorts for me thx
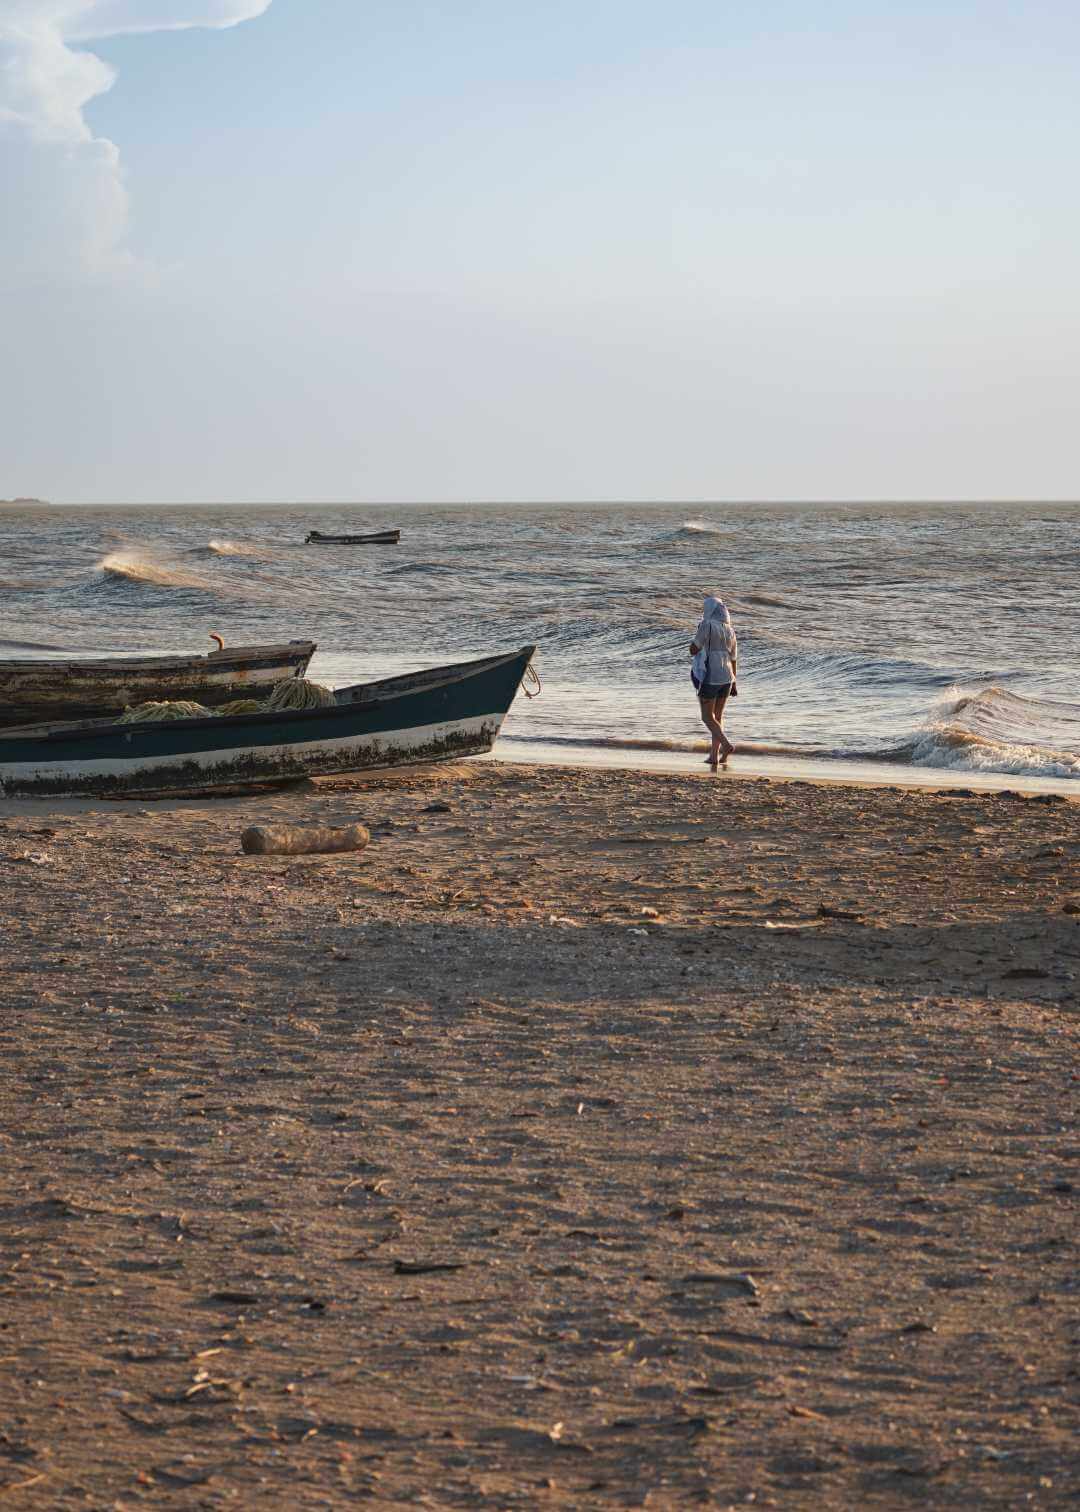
[697,681,732,701]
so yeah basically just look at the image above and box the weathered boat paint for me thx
[0,647,534,798]
[0,641,316,727]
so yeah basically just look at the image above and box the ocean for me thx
[1,500,1078,789]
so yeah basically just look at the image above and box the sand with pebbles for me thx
[0,761,1077,1507]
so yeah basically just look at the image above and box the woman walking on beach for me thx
[690,594,737,768]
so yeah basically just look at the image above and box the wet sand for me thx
[494,740,1080,797]
[0,762,1077,1507]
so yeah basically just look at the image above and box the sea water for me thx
[1,500,1077,789]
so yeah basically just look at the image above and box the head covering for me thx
[702,594,731,625]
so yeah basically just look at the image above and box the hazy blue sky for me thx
[2,0,1078,502]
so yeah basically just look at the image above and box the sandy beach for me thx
[0,760,1076,1508]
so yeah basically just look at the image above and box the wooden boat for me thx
[0,640,316,728]
[0,646,535,798]
[304,529,400,545]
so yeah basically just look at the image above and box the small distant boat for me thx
[304,529,400,545]
[0,639,316,728]
[0,646,535,798]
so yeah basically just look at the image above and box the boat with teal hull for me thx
[0,647,535,798]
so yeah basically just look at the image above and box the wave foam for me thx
[192,538,265,559]
[96,552,209,590]
[678,519,726,536]
[879,683,1080,778]
[905,726,1080,778]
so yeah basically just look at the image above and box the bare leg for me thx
[714,690,733,757]
[698,696,724,767]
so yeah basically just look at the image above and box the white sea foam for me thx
[906,727,1080,778]
[679,519,725,536]
[203,538,263,558]
[96,551,209,589]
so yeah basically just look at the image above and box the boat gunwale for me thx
[0,640,317,676]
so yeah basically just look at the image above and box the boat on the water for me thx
[304,529,400,545]
[0,639,316,728]
[0,646,535,798]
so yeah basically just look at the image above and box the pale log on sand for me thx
[240,823,370,856]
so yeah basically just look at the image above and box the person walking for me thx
[690,594,737,768]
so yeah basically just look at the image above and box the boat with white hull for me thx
[0,647,535,798]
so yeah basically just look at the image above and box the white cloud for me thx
[67,1,273,40]
[0,1,271,281]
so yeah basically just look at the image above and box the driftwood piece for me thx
[240,823,370,856]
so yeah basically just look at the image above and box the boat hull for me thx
[304,530,400,545]
[0,647,534,798]
[0,641,316,727]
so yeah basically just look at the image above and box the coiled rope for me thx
[116,700,213,724]
[115,678,335,725]
[266,678,336,711]
[216,698,262,715]
[521,663,542,699]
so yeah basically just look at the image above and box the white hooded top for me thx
[692,595,736,686]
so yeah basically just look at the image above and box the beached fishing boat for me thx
[304,529,400,545]
[0,640,316,728]
[0,646,535,798]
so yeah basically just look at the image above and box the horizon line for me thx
[15,497,1080,509]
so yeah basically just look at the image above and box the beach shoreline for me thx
[493,741,1080,797]
[0,760,1076,1506]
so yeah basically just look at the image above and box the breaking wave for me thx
[190,538,267,559]
[95,552,211,590]
[677,519,727,536]
[899,727,1080,778]
[889,685,1080,778]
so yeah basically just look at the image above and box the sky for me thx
[1,0,1079,503]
